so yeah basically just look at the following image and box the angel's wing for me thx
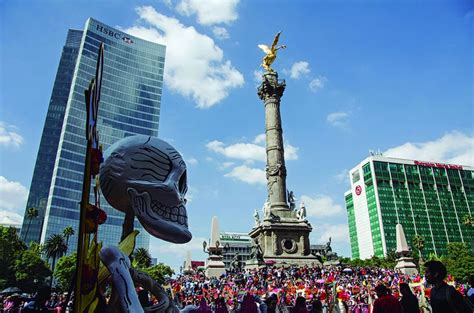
[270,32,281,50]
[258,44,271,54]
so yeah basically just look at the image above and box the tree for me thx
[43,234,67,286]
[132,247,152,268]
[62,226,75,248]
[383,249,397,269]
[14,250,51,293]
[23,207,38,242]
[0,226,26,289]
[444,242,474,282]
[412,234,425,268]
[141,263,174,284]
[29,242,43,255]
[463,214,473,227]
[54,253,76,291]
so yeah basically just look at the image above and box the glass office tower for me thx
[20,30,83,245]
[21,18,166,253]
[345,156,474,259]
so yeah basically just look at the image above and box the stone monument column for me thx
[247,32,319,267]
[258,72,288,212]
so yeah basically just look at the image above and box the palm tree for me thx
[23,207,38,241]
[62,226,75,248]
[132,247,152,268]
[412,234,425,267]
[463,214,473,227]
[44,233,67,286]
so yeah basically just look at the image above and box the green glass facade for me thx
[346,157,474,259]
[345,192,359,259]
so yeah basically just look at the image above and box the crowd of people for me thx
[171,260,473,313]
[2,260,473,312]
[1,287,71,313]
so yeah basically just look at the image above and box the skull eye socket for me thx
[178,170,187,195]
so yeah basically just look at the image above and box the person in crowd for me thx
[424,260,471,313]
[467,275,474,303]
[290,296,308,313]
[4,294,22,313]
[309,298,322,313]
[399,283,419,313]
[372,284,403,313]
[21,287,51,313]
[265,293,279,313]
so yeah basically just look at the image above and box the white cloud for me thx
[301,194,343,217]
[206,138,298,162]
[384,131,474,167]
[253,133,266,145]
[0,122,23,148]
[0,176,28,225]
[0,176,28,211]
[284,143,299,161]
[224,165,266,185]
[186,157,198,165]
[316,224,350,244]
[0,211,23,225]
[327,111,350,129]
[212,26,229,39]
[207,136,298,185]
[309,76,328,92]
[206,140,266,162]
[176,0,239,25]
[219,162,235,170]
[287,61,310,79]
[123,6,244,109]
[335,169,349,184]
[161,0,173,8]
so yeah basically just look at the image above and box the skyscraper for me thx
[20,18,166,253]
[345,155,473,259]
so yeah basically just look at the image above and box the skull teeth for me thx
[151,200,188,227]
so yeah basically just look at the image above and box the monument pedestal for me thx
[245,258,267,270]
[395,257,418,276]
[205,254,226,278]
[249,212,320,267]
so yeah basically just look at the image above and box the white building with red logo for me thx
[345,155,473,259]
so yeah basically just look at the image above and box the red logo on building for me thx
[355,185,362,196]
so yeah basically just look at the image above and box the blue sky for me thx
[1,0,473,270]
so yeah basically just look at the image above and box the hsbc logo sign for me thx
[96,25,133,44]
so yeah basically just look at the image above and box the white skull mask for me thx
[100,135,191,243]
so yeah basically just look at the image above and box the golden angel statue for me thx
[258,31,286,72]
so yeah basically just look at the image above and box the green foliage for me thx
[342,252,396,269]
[339,257,351,265]
[0,226,26,289]
[443,242,474,282]
[54,253,77,291]
[14,250,51,293]
[44,233,67,272]
[140,263,174,284]
[29,242,43,255]
[384,249,397,269]
[412,235,425,254]
[62,226,75,247]
[132,247,152,269]
[23,207,38,241]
